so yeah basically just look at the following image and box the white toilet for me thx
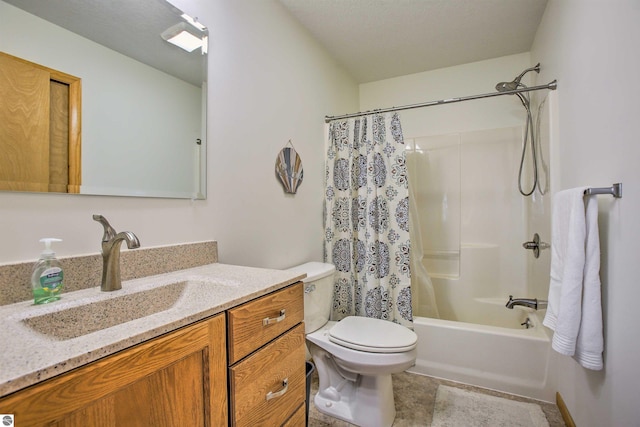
[288,262,417,427]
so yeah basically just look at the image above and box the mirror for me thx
[0,0,207,199]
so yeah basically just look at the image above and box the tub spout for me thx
[506,295,548,310]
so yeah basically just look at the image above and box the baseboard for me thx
[556,392,577,427]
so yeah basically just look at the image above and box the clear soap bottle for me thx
[31,238,64,304]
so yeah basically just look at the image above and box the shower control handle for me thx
[522,233,549,258]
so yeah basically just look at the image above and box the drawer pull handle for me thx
[266,378,289,401]
[263,309,286,326]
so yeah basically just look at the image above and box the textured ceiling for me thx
[279,0,548,83]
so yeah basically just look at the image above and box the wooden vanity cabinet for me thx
[227,282,306,427]
[0,282,306,427]
[0,314,228,427]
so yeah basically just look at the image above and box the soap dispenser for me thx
[31,238,64,304]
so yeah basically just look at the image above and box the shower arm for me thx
[324,80,557,123]
[514,63,541,86]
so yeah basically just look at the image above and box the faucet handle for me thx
[93,214,117,242]
[522,233,549,258]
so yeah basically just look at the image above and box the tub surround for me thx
[0,241,218,305]
[0,261,305,397]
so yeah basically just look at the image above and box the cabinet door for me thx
[0,52,50,192]
[0,314,227,427]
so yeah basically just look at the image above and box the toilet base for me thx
[313,373,396,427]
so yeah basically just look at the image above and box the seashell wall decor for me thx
[275,140,304,194]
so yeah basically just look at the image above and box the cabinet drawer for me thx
[227,282,303,363]
[229,323,305,427]
[282,403,306,427]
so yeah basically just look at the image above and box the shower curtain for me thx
[408,167,440,319]
[324,113,413,328]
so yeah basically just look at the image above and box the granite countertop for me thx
[0,263,305,398]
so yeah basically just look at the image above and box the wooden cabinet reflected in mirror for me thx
[0,52,81,193]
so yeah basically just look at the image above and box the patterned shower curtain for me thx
[324,113,413,328]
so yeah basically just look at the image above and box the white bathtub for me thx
[407,300,555,402]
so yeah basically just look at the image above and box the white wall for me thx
[532,1,640,425]
[0,0,358,268]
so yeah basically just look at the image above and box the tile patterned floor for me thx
[308,370,566,427]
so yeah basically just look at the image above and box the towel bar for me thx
[584,183,622,198]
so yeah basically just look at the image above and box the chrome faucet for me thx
[93,214,140,291]
[505,295,548,310]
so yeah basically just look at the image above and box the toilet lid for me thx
[328,316,417,353]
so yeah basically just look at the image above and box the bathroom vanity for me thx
[0,263,305,427]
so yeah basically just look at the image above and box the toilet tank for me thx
[287,262,335,334]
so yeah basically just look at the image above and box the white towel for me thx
[543,187,604,370]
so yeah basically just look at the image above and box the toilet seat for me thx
[306,321,417,375]
[329,316,417,353]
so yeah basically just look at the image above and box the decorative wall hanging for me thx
[275,140,304,194]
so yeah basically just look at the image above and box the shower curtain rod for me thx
[324,79,557,123]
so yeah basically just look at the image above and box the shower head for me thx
[495,81,519,92]
[495,63,541,92]
[495,63,541,109]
